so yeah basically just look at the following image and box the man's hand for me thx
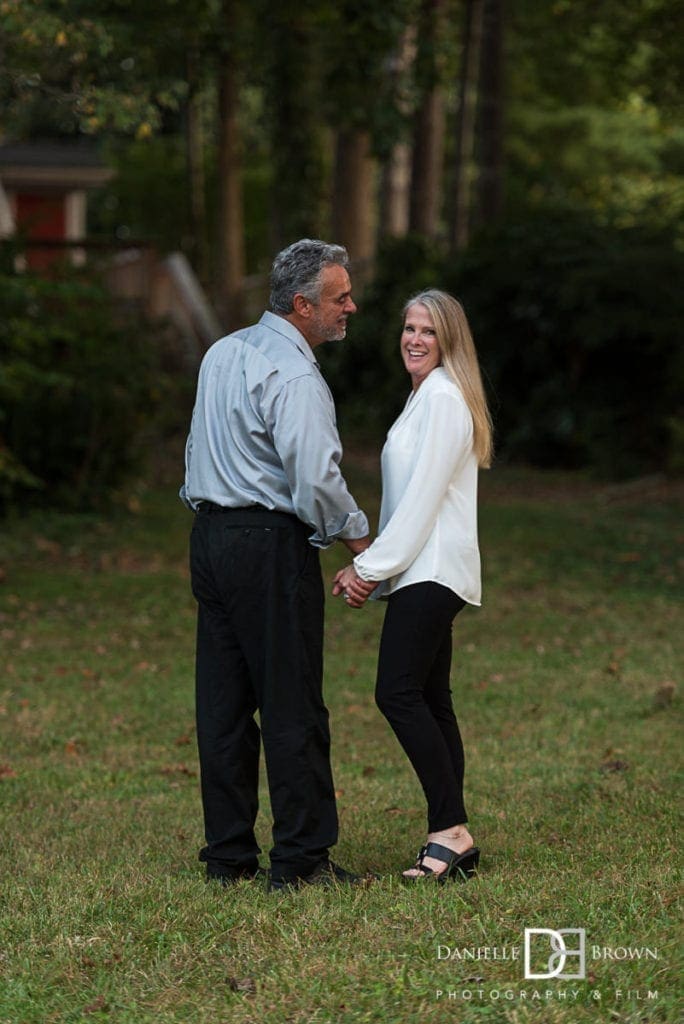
[332,565,377,608]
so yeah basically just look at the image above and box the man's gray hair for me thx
[269,239,350,314]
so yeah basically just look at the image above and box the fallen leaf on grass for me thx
[0,763,17,780]
[34,536,62,557]
[599,759,629,773]
[160,763,196,777]
[652,681,676,709]
[83,995,108,1014]
[65,739,83,758]
[227,976,256,995]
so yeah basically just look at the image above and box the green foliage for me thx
[0,0,174,137]
[90,137,191,251]
[0,257,176,512]
[320,0,415,135]
[507,98,684,231]
[451,210,684,476]
[508,0,684,228]
[329,213,683,478]
[255,0,330,244]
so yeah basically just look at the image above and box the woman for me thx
[333,289,492,882]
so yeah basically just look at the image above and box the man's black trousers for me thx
[190,505,338,880]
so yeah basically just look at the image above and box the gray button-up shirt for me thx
[180,311,369,548]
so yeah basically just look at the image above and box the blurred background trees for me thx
[1,0,682,509]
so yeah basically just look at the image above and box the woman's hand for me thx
[332,565,377,608]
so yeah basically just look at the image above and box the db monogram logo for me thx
[524,928,586,980]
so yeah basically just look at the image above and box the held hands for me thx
[332,565,377,609]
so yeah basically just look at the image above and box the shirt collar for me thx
[259,311,316,365]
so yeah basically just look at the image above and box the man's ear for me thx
[292,293,312,318]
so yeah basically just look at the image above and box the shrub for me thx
[0,255,183,512]
[331,211,683,478]
[450,210,683,476]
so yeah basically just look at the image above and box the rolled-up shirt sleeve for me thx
[268,374,369,547]
[353,392,472,580]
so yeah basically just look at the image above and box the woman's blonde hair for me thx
[403,289,493,468]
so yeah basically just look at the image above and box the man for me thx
[181,239,372,890]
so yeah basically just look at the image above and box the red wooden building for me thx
[0,140,113,269]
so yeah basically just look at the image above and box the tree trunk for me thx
[332,129,376,277]
[449,0,485,252]
[409,0,447,239]
[380,142,412,238]
[186,44,209,282]
[264,5,325,249]
[217,2,245,330]
[378,25,416,240]
[476,0,505,227]
[409,89,445,238]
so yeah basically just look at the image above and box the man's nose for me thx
[345,296,357,313]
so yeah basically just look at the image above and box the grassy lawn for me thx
[0,458,681,1024]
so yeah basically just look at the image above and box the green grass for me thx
[0,460,681,1023]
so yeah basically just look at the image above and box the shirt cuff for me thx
[353,549,376,581]
[308,509,370,549]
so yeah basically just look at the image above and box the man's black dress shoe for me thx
[268,859,375,892]
[206,865,261,887]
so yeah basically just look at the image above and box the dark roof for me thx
[0,140,107,169]
[0,140,113,189]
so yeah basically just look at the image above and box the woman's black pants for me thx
[375,581,468,831]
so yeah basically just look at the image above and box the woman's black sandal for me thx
[404,842,480,883]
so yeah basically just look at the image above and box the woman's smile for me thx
[401,302,441,388]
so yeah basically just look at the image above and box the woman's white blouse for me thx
[353,366,481,605]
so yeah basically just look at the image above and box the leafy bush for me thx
[0,254,186,513]
[331,212,683,477]
[450,210,683,476]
